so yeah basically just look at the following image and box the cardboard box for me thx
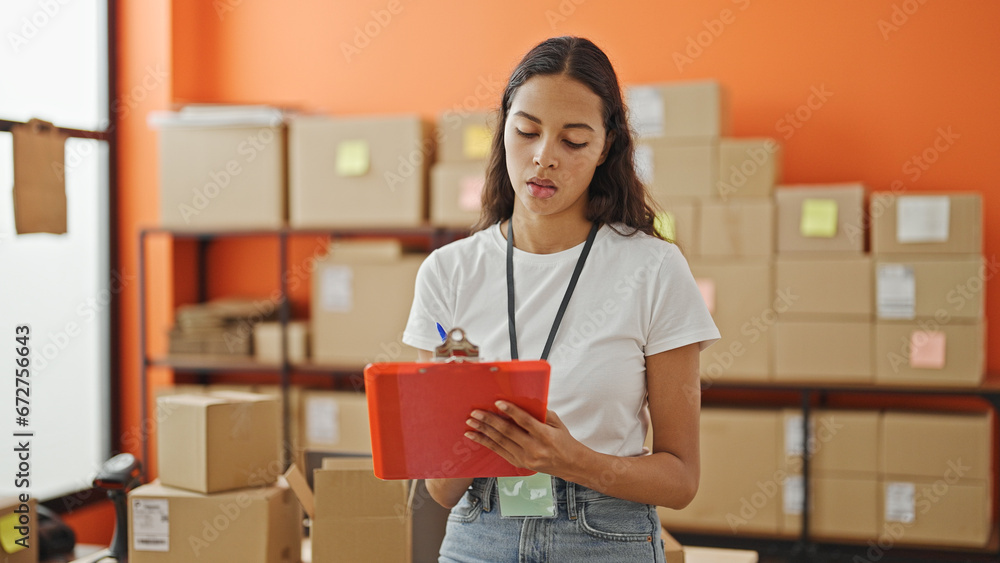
[157,392,281,493]
[311,458,412,563]
[682,546,759,563]
[289,115,430,228]
[300,390,371,454]
[0,497,36,563]
[687,261,774,381]
[871,193,981,255]
[429,161,486,228]
[435,111,493,163]
[881,411,991,482]
[127,480,301,563]
[717,138,782,199]
[253,321,309,364]
[152,108,285,230]
[774,321,872,383]
[874,321,985,387]
[776,184,866,254]
[781,409,880,477]
[311,241,423,366]
[775,257,872,320]
[627,81,730,139]
[641,139,719,199]
[652,199,699,257]
[811,477,880,541]
[874,256,985,321]
[879,479,990,547]
[699,200,774,258]
[254,384,304,468]
[658,409,782,535]
[660,528,684,563]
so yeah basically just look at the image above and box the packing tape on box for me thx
[897,196,950,243]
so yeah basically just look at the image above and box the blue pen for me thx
[436,322,447,342]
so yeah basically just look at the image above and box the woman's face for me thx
[504,74,609,223]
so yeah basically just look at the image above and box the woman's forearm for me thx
[559,448,698,509]
[425,477,475,509]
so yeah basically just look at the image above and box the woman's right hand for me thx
[425,477,475,509]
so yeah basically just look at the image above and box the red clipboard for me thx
[364,359,550,480]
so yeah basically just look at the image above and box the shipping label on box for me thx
[627,81,729,139]
[301,390,372,454]
[879,479,990,547]
[871,192,981,254]
[875,257,985,321]
[776,185,866,254]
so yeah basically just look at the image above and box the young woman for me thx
[402,36,720,562]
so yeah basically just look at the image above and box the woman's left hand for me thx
[465,401,585,476]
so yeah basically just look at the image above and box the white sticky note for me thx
[885,482,916,524]
[306,396,340,445]
[876,264,916,320]
[320,265,353,312]
[897,196,950,243]
[785,415,804,457]
[627,87,664,138]
[634,143,655,185]
[783,475,804,515]
[132,498,170,552]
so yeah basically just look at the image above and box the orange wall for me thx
[94,0,1000,544]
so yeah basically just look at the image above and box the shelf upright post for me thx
[279,228,291,469]
[799,388,813,557]
[138,229,149,480]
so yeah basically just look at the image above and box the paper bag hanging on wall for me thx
[12,118,69,234]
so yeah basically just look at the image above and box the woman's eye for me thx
[515,128,538,138]
[564,140,588,149]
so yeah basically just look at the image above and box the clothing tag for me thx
[132,498,170,552]
[885,482,916,523]
[876,264,916,320]
[897,196,950,243]
[497,473,556,518]
[627,87,664,138]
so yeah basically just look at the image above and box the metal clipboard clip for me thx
[434,328,479,362]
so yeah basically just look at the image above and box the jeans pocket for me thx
[447,491,485,524]
[578,497,655,542]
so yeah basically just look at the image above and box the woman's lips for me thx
[527,181,557,199]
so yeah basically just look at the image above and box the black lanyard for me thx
[506,220,600,361]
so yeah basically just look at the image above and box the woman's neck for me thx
[505,212,594,254]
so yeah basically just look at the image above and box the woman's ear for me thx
[597,130,615,165]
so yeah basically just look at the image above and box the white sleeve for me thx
[402,251,454,353]
[644,246,721,356]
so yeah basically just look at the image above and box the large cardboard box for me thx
[0,497,36,563]
[658,409,782,536]
[716,138,782,199]
[687,261,774,382]
[254,384,304,469]
[870,193,981,255]
[699,200,774,258]
[653,199,699,257]
[289,115,430,228]
[311,458,412,563]
[435,111,493,163]
[641,139,719,199]
[881,411,991,482]
[310,240,424,366]
[627,81,730,139]
[127,480,301,563]
[776,184,866,254]
[811,477,880,541]
[773,321,872,383]
[429,161,486,228]
[874,256,985,321]
[879,479,990,547]
[254,321,309,364]
[874,321,985,387]
[151,108,285,230]
[782,409,880,477]
[157,392,281,493]
[300,390,371,454]
[775,257,872,320]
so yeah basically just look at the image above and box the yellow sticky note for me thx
[800,199,838,238]
[654,211,676,241]
[335,140,370,177]
[463,125,492,159]
[0,512,28,554]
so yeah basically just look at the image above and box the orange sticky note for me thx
[909,330,946,369]
[458,175,484,211]
[800,199,838,238]
[696,278,715,314]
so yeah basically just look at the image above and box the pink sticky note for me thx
[459,175,485,212]
[909,330,946,369]
[696,278,715,314]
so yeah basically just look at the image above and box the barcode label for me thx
[132,498,169,552]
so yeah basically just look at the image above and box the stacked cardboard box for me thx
[150,105,287,230]
[430,112,492,227]
[628,81,782,383]
[288,114,431,228]
[168,298,278,358]
[310,239,424,367]
[870,193,985,386]
[253,321,310,365]
[773,184,872,383]
[128,391,300,563]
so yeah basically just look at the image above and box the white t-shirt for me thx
[402,222,720,457]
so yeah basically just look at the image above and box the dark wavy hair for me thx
[472,36,664,240]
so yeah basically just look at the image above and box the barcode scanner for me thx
[93,453,142,561]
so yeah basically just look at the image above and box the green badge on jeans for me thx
[497,473,556,518]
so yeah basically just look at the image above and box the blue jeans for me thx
[439,476,666,563]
